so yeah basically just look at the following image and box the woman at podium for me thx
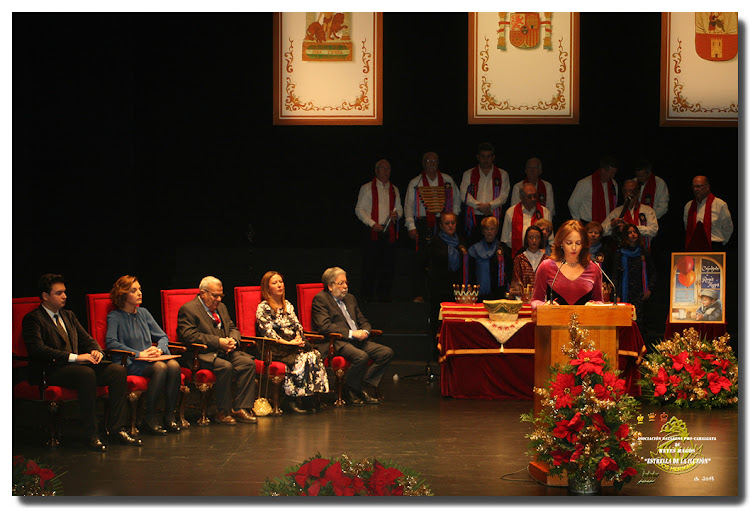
[530,220,604,308]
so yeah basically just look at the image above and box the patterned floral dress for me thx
[255,300,329,397]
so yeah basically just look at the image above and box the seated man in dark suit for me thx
[177,276,257,424]
[21,273,142,451]
[311,267,394,405]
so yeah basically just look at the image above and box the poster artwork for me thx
[695,12,738,61]
[669,253,725,323]
[303,12,353,61]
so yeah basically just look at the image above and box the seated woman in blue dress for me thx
[106,275,182,434]
[531,220,604,308]
[468,216,512,301]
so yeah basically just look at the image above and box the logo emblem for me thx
[509,13,540,49]
[695,12,738,61]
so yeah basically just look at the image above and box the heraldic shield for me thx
[509,12,540,49]
[695,12,738,61]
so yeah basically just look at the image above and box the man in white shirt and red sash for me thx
[568,156,620,224]
[509,156,556,220]
[601,179,658,250]
[404,151,461,302]
[631,159,669,221]
[500,182,551,255]
[683,175,733,252]
[355,158,403,302]
[459,142,510,245]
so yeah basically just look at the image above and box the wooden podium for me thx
[528,304,633,486]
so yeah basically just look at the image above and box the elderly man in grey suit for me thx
[311,267,394,405]
[177,276,257,424]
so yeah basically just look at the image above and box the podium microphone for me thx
[547,260,565,304]
[594,261,618,305]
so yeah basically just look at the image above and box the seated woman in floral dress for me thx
[255,271,329,414]
[510,225,547,300]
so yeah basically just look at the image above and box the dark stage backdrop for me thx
[13,12,739,336]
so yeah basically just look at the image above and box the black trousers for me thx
[47,361,128,438]
[361,233,397,301]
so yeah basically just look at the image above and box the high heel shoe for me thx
[283,398,308,414]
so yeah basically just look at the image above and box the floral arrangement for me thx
[639,327,738,409]
[521,315,643,491]
[259,452,433,496]
[12,456,65,496]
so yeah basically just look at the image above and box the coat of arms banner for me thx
[468,12,580,124]
[273,12,383,125]
[660,12,738,126]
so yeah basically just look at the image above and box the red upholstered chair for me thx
[12,297,108,447]
[85,293,188,435]
[295,283,350,406]
[234,286,287,416]
[160,288,263,425]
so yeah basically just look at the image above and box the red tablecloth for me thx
[437,303,646,400]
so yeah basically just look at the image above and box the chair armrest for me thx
[105,348,135,366]
[371,329,383,336]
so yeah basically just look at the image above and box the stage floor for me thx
[11,361,739,497]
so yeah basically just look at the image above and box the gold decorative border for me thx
[659,13,738,126]
[468,12,579,124]
[273,13,383,125]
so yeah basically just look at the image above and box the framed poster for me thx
[660,12,738,126]
[669,252,726,324]
[273,12,383,125]
[468,12,580,124]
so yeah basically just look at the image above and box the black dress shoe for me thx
[115,429,143,446]
[141,421,167,436]
[88,436,107,452]
[358,390,380,404]
[283,398,308,414]
[163,420,181,433]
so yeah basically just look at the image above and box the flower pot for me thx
[567,475,600,495]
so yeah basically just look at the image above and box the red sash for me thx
[511,203,543,254]
[622,203,641,226]
[639,174,656,209]
[464,165,502,234]
[524,178,547,207]
[591,170,616,223]
[686,193,715,249]
[370,178,397,242]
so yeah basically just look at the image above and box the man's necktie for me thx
[212,311,221,327]
[336,299,357,331]
[54,314,72,352]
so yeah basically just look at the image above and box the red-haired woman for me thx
[106,275,181,435]
[530,220,604,308]
[255,271,329,414]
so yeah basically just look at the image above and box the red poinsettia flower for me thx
[614,424,632,452]
[707,372,732,394]
[711,358,731,373]
[553,412,584,443]
[591,413,610,434]
[684,358,706,382]
[595,456,619,481]
[23,460,57,489]
[594,372,626,400]
[570,443,585,462]
[322,461,358,496]
[367,460,404,496]
[667,351,690,371]
[551,449,572,466]
[570,350,605,377]
[287,458,331,488]
[696,351,716,362]
[621,467,637,480]
[668,374,681,387]
[676,390,688,400]
[550,372,583,408]
[651,367,670,397]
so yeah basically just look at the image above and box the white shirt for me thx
[630,175,669,220]
[567,174,620,222]
[523,249,544,272]
[683,196,734,244]
[500,203,551,250]
[403,171,461,231]
[509,179,556,218]
[601,203,659,239]
[458,166,510,213]
[354,179,403,227]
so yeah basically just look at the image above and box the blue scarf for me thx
[590,242,602,256]
[619,245,645,302]
[469,239,498,296]
[438,231,461,271]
